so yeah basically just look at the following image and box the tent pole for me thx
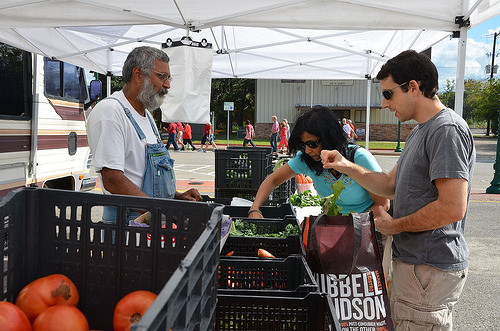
[106,48,113,97]
[365,51,372,151]
[310,80,313,108]
[454,26,467,117]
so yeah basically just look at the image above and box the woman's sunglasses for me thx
[300,139,321,149]
[382,81,408,100]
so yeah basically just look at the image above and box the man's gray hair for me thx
[122,46,170,83]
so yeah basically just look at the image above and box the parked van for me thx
[0,42,96,196]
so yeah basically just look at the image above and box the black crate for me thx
[218,256,315,293]
[0,187,223,331]
[271,177,296,203]
[222,203,296,219]
[215,148,273,190]
[216,291,340,330]
[221,235,304,258]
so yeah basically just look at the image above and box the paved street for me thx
[171,136,500,330]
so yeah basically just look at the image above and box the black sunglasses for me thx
[382,81,408,100]
[300,139,321,149]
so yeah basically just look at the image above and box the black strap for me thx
[347,144,361,162]
[309,212,363,282]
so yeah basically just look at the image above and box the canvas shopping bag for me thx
[305,212,394,331]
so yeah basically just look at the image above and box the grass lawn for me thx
[214,137,405,150]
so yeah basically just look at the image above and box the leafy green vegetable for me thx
[273,158,285,172]
[319,180,345,216]
[290,190,322,207]
[229,219,300,237]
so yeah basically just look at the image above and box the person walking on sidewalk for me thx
[165,122,179,151]
[321,50,476,330]
[278,120,288,153]
[181,122,196,150]
[269,115,279,154]
[243,120,256,147]
[199,121,217,152]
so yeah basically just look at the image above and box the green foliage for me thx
[229,220,299,237]
[211,78,255,131]
[320,180,345,216]
[439,79,456,109]
[290,190,322,207]
[439,78,499,135]
[475,79,500,134]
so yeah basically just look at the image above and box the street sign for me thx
[224,102,234,111]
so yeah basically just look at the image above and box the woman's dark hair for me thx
[246,120,250,125]
[289,105,350,175]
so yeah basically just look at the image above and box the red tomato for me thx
[113,290,157,331]
[0,301,32,331]
[15,274,79,323]
[32,305,88,331]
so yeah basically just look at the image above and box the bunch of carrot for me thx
[296,174,313,184]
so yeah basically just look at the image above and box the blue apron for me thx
[102,97,176,223]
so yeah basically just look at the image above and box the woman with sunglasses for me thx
[248,105,390,218]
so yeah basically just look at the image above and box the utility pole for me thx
[486,31,500,194]
[489,32,498,81]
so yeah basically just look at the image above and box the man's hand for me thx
[175,188,203,201]
[320,150,351,172]
[373,206,399,236]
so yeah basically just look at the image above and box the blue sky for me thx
[432,15,500,91]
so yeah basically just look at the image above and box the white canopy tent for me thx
[0,0,499,123]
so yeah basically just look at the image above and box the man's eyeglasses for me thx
[382,81,408,100]
[150,69,172,82]
[300,139,321,149]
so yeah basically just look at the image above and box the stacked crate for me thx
[215,147,295,204]
[0,187,223,331]
[216,203,340,330]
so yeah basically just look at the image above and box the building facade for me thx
[253,79,417,141]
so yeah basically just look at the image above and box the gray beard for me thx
[137,77,168,110]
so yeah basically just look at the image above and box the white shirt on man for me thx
[87,90,158,194]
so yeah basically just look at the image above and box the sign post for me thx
[224,102,234,147]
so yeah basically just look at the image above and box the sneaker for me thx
[203,149,207,153]
[212,148,217,152]
[197,149,203,152]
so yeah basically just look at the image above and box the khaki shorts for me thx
[391,260,467,331]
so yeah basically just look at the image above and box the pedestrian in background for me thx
[165,122,179,151]
[278,120,288,153]
[175,122,183,148]
[199,121,217,152]
[347,119,358,140]
[270,115,279,155]
[243,120,256,147]
[181,122,196,151]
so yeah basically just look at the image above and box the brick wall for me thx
[356,123,416,141]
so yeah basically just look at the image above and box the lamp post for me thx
[486,31,499,194]
[394,121,402,152]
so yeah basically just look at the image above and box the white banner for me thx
[161,45,213,124]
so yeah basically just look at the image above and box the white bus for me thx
[0,42,97,197]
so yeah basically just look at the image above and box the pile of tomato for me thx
[0,273,156,331]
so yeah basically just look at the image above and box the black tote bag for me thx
[305,212,394,330]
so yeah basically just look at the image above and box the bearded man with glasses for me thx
[321,50,476,330]
[87,46,202,224]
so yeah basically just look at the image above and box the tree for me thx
[210,78,255,131]
[475,79,499,135]
[439,79,455,110]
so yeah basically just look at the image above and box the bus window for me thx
[0,42,32,118]
[44,58,85,102]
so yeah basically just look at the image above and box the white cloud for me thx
[433,26,499,91]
